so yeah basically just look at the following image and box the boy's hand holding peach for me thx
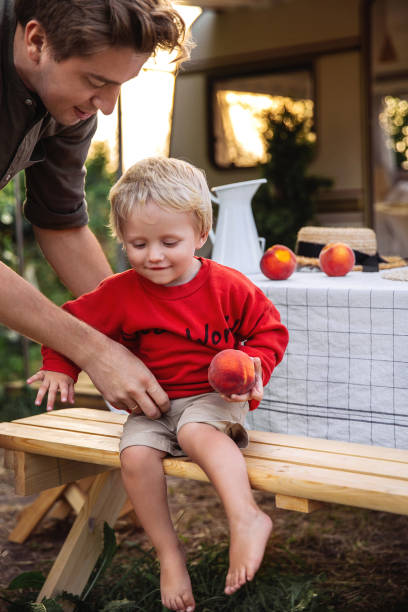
[208,349,263,403]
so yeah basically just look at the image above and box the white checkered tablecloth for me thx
[246,268,408,449]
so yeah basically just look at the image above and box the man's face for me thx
[31,44,149,126]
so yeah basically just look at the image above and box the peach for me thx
[319,242,355,277]
[208,349,255,396]
[260,244,297,280]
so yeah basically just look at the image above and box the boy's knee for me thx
[177,421,217,448]
[120,445,161,474]
[177,421,201,440]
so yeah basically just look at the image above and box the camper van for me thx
[170,0,408,259]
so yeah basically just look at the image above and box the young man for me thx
[30,157,289,612]
[1,0,187,415]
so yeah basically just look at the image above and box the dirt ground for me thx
[1,448,408,610]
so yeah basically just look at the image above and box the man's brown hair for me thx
[14,0,188,63]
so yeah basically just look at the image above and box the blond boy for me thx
[30,157,288,612]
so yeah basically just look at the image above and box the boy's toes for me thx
[224,570,238,595]
[225,566,248,595]
[182,593,195,611]
[168,592,194,612]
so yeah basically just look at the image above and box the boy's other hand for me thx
[27,370,75,412]
[221,357,263,403]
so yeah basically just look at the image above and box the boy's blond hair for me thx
[109,156,213,241]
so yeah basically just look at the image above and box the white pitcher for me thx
[210,178,266,276]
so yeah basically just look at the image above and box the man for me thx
[0,0,188,416]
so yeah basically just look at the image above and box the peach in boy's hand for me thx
[260,244,297,280]
[319,242,355,277]
[208,349,256,397]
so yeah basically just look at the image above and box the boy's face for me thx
[123,201,207,286]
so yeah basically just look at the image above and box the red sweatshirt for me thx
[42,258,288,409]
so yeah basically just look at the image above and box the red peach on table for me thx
[260,244,297,280]
[208,349,255,396]
[319,242,355,277]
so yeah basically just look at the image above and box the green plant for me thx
[253,105,333,251]
[85,142,117,268]
[0,385,40,421]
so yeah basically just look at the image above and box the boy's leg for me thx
[121,445,195,612]
[177,423,272,595]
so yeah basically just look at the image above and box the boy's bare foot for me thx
[159,547,195,612]
[224,509,272,595]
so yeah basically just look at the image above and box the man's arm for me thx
[0,261,169,417]
[33,225,112,296]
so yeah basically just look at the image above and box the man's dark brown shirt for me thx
[0,0,97,228]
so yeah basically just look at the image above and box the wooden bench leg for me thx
[36,469,127,606]
[8,485,68,544]
[275,494,325,513]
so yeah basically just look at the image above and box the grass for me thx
[2,504,408,611]
[82,543,334,612]
[1,541,333,612]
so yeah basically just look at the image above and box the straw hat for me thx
[296,226,406,272]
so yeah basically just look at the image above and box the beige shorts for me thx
[119,392,249,457]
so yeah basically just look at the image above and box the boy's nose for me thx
[147,246,164,262]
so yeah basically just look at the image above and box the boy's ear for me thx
[196,232,209,249]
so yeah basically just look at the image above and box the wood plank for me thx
[15,414,124,438]
[249,430,408,463]
[244,442,408,480]
[244,457,408,515]
[46,498,72,521]
[12,452,109,496]
[48,407,127,424]
[0,423,120,467]
[6,418,407,483]
[275,494,325,513]
[63,483,86,515]
[13,442,408,512]
[162,455,408,514]
[76,476,98,493]
[3,449,15,469]
[8,485,67,543]
[36,470,127,603]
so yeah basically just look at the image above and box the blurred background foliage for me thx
[0,143,117,389]
[253,106,333,251]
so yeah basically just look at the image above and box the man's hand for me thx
[220,356,264,404]
[27,370,75,412]
[83,340,170,419]
[0,263,168,418]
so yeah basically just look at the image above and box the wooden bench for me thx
[1,407,408,605]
